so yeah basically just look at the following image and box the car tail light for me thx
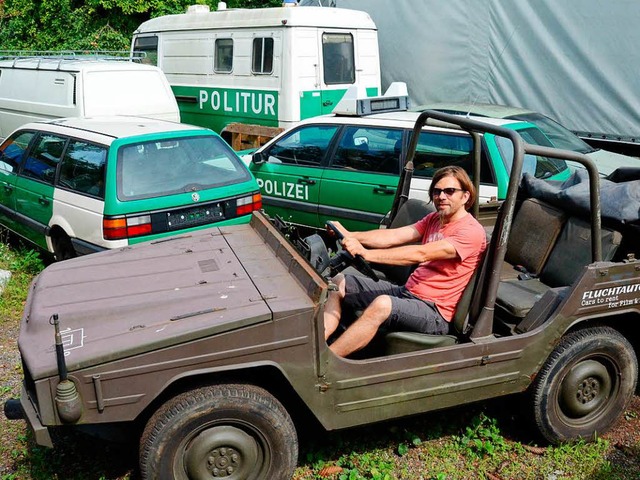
[236,192,262,216]
[103,215,152,240]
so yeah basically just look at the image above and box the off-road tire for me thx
[531,326,638,444]
[139,383,297,480]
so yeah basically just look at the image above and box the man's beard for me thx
[438,208,448,225]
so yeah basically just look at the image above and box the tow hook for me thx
[3,398,24,420]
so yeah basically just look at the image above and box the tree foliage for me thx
[0,0,282,52]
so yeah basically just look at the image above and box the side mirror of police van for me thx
[252,151,267,165]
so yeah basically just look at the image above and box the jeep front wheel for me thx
[531,326,638,444]
[139,384,297,480]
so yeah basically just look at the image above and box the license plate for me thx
[166,204,224,230]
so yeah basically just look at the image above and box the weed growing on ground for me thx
[453,412,508,459]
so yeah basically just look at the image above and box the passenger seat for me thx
[496,215,622,322]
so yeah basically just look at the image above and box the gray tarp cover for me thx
[337,0,640,141]
[521,168,640,224]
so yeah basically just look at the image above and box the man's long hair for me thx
[428,166,476,210]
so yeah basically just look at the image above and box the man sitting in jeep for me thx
[324,166,487,358]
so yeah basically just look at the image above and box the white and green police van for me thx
[245,85,572,231]
[130,3,380,148]
[0,117,261,260]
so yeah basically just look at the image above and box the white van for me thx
[131,3,381,149]
[0,55,180,140]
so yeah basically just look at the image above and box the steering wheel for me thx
[326,221,379,282]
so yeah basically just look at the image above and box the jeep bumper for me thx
[3,385,53,448]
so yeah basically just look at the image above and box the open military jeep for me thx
[5,112,640,480]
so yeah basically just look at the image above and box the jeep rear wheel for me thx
[531,326,638,444]
[139,384,297,480]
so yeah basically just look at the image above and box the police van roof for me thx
[134,6,376,33]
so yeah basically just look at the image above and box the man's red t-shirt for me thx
[404,211,487,321]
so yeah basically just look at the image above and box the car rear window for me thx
[117,135,251,201]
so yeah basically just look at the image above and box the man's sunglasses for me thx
[431,187,464,197]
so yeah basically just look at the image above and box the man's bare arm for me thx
[331,221,422,248]
[343,238,458,266]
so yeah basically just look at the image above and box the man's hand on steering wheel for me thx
[326,221,379,282]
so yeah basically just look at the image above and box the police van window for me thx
[322,33,355,85]
[331,127,401,175]
[58,140,107,198]
[215,38,234,73]
[133,36,159,66]
[0,131,35,173]
[265,125,338,166]
[413,131,495,185]
[252,38,274,74]
[22,134,67,184]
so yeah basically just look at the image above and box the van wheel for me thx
[139,384,297,480]
[52,233,76,261]
[531,326,638,444]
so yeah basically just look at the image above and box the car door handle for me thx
[322,100,333,107]
[298,177,316,185]
[38,196,50,206]
[373,186,395,195]
[2,184,13,193]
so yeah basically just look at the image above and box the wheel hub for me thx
[207,447,240,477]
[577,377,600,404]
[560,359,612,418]
[185,425,259,479]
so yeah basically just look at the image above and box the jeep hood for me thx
[19,219,320,380]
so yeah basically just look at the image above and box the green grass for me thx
[1,239,638,480]
[0,239,44,322]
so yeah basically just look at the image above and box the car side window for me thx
[413,131,495,184]
[58,140,107,198]
[22,134,67,184]
[0,131,35,173]
[265,125,338,166]
[330,127,402,175]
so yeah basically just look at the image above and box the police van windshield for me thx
[117,135,251,200]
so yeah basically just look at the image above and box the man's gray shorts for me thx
[342,274,449,335]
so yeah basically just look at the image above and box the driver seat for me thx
[384,244,488,354]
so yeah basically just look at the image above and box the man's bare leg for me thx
[329,295,392,357]
[324,274,346,340]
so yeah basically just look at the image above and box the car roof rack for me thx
[0,50,146,69]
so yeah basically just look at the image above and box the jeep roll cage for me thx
[395,110,603,340]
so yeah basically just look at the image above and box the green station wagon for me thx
[0,116,261,260]
[244,90,571,231]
